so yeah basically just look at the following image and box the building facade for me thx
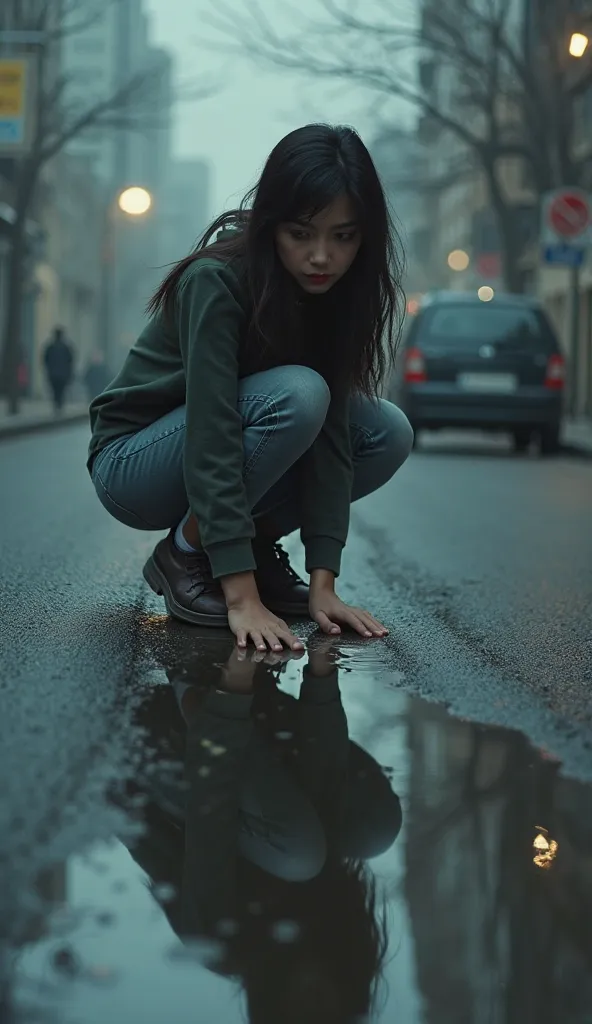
[0,0,174,400]
[62,0,174,371]
[160,158,212,267]
[416,0,592,417]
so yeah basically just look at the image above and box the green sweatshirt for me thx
[88,258,353,579]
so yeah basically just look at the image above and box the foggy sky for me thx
[145,0,403,217]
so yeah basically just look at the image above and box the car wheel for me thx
[513,428,531,453]
[539,423,561,456]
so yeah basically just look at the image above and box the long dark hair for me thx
[147,123,405,396]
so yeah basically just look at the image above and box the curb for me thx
[0,410,89,441]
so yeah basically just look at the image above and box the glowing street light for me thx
[569,32,589,58]
[478,286,495,302]
[117,186,153,216]
[447,249,470,272]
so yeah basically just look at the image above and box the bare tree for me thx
[0,0,213,414]
[202,0,589,291]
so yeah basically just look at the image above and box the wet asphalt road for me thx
[1,423,592,1022]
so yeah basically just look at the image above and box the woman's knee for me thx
[269,365,331,437]
[351,397,414,493]
[381,401,415,473]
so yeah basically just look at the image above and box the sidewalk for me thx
[0,397,89,440]
[563,418,592,456]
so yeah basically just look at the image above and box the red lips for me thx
[306,274,331,284]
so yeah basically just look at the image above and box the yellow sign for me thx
[0,60,26,117]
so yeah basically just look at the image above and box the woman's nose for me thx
[310,243,330,266]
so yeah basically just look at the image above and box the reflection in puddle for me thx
[7,625,592,1023]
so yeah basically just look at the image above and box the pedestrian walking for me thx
[88,123,413,650]
[43,327,74,413]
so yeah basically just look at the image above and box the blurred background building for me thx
[0,0,212,404]
[406,0,592,416]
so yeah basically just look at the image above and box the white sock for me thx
[174,512,199,553]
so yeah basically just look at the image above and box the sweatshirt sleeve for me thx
[299,385,353,577]
[176,262,256,579]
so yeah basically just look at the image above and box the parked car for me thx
[391,291,566,455]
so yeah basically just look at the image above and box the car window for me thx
[418,304,556,352]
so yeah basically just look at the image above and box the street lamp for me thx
[117,186,152,217]
[99,187,154,365]
[569,32,589,58]
[447,249,470,272]
[478,286,495,302]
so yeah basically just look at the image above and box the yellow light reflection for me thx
[478,286,495,302]
[533,827,559,870]
[569,32,589,58]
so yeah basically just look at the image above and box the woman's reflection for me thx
[127,631,402,1024]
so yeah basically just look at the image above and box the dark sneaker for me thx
[253,539,310,618]
[142,532,228,627]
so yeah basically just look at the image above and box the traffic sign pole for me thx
[570,264,580,416]
[540,188,591,415]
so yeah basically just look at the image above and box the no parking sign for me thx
[541,189,591,266]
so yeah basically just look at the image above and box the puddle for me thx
[4,625,592,1023]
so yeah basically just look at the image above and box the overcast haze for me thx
[145,0,402,216]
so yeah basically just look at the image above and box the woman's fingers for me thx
[344,609,374,637]
[315,610,341,636]
[359,611,389,636]
[236,630,248,649]
[262,628,283,652]
[278,628,305,652]
[250,631,267,652]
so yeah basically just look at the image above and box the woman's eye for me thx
[289,229,309,241]
[336,232,357,242]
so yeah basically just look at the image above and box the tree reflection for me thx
[403,700,592,1024]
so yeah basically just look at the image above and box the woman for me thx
[88,124,414,651]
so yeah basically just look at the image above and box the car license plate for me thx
[457,373,518,394]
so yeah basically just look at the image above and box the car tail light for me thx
[404,347,427,383]
[544,353,565,390]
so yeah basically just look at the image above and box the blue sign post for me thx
[542,243,586,267]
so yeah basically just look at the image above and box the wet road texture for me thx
[1,424,592,1024]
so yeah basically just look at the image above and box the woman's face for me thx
[275,193,362,295]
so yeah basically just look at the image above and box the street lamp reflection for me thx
[569,32,589,58]
[117,186,153,216]
[477,286,495,302]
[533,827,559,870]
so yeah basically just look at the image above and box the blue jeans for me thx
[91,365,413,537]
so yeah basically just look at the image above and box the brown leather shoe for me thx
[253,539,310,618]
[142,532,228,627]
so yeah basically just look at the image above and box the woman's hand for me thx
[221,570,304,652]
[218,645,303,691]
[309,571,388,639]
[227,600,305,652]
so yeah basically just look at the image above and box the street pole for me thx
[98,200,114,369]
[569,262,581,418]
